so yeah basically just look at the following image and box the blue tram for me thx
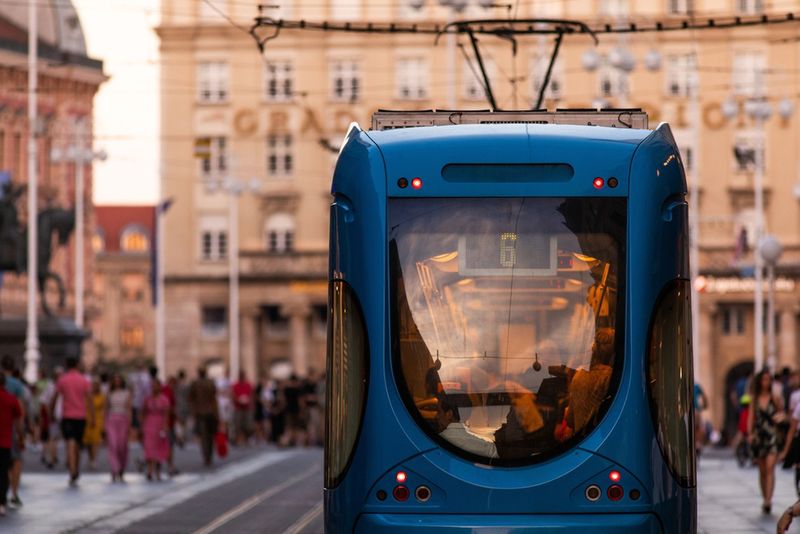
[325,110,696,533]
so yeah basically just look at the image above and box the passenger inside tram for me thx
[390,197,624,463]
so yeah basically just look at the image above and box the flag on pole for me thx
[151,198,175,306]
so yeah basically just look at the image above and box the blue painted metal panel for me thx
[326,122,695,533]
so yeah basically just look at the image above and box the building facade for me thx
[91,206,156,366]
[159,0,800,432]
[0,3,104,365]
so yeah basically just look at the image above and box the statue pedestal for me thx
[0,317,87,373]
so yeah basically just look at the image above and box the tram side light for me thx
[411,177,423,190]
[593,177,604,189]
[609,470,621,482]
[398,177,409,188]
[608,177,619,188]
[396,471,407,483]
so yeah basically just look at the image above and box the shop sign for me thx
[695,275,796,294]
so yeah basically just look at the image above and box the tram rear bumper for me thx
[354,513,663,533]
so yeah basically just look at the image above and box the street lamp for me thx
[217,176,260,382]
[581,45,661,108]
[721,96,793,372]
[760,235,782,372]
[51,119,107,330]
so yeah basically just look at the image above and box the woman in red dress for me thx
[142,380,171,481]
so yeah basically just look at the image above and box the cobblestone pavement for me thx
[699,448,799,534]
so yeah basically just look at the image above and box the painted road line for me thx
[282,500,324,534]
[192,463,321,534]
[72,449,302,533]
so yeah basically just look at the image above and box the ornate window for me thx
[330,60,361,102]
[197,61,229,103]
[265,213,295,253]
[120,225,149,253]
[396,58,429,100]
[265,60,293,102]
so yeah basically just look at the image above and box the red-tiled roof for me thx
[95,205,155,253]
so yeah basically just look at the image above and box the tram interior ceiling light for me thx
[407,0,425,10]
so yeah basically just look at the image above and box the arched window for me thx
[265,213,295,253]
[120,225,150,253]
[92,228,105,253]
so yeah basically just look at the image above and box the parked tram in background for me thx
[325,110,696,533]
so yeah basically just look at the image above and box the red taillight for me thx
[396,471,407,483]
[393,485,410,501]
[411,177,423,189]
[607,484,624,501]
[609,470,621,482]
[593,177,604,189]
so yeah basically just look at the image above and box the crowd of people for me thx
[0,354,325,517]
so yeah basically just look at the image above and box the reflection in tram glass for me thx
[390,197,626,464]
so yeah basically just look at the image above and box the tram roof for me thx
[366,123,654,149]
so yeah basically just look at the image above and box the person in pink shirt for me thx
[51,357,93,486]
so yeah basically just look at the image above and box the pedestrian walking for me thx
[253,380,267,443]
[52,357,93,487]
[41,367,62,469]
[189,367,218,466]
[232,371,253,446]
[0,374,22,517]
[749,369,786,514]
[174,370,190,448]
[694,382,709,455]
[281,374,306,447]
[0,373,23,516]
[779,393,800,497]
[142,380,170,481]
[1,356,25,507]
[82,380,106,470]
[304,369,321,447]
[105,374,131,483]
[162,375,179,476]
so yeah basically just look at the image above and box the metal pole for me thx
[228,190,240,381]
[155,201,166,381]
[467,29,497,110]
[766,261,776,371]
[24,0,40,383]
[754,114,765,372]
[74,119,85,329]
[534,31,563,111]
[446,13,456,108]
[688,69,702,386]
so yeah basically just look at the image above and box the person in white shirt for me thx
[436,397,497,459]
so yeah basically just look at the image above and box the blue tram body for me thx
[326,117,696,533]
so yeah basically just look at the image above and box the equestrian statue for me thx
[0,181,76,316]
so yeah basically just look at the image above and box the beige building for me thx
[158,0,800,432]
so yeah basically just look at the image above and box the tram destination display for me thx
[458,233,558,276]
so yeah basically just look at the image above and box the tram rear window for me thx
[390,197,626,465]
